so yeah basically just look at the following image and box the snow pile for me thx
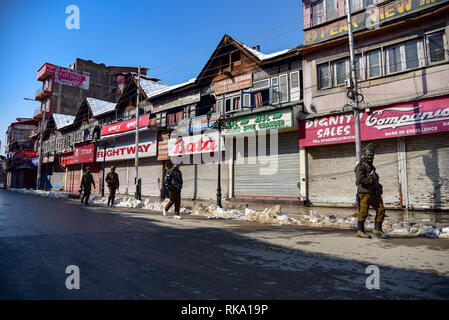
[7,188,69,199]
[192,204,298,225]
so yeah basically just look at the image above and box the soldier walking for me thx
[354,143,390,239]
[80,167,96,205]
[163,160,183,219]
[106,166,119,207]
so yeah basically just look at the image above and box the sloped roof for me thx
[143,77,197,100]
[234,38,292,61]
[134,75,171,99]
[86,97,116,117]
[52,114,76,130]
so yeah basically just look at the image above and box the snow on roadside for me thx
[6,188,449,238]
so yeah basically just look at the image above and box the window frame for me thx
[317,62,331,90]
[289,71,301,102]
[425,31,448,65]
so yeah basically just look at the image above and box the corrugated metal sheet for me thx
[234,131,300,198]
[53,114,76,130]
[307,139,400,207]
[406,132,449,210]
[138,157,162,197]
[86,97,116,117]
[137,77,170,98]
[181,162,229,200]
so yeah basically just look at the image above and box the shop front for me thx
[299,95,449,210]
[64,143,98,193]
[223,106,301,200]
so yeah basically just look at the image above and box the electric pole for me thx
[134,66,141,199]
[345,0,362,161]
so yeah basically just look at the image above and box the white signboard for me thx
[96,133,157,162]
[168,131,225,156]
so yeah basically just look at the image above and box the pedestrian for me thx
[105,166,119,207]
[80,167,96,205]
[163,160,183,219]
[354,143,390,239]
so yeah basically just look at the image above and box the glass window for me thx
[405,40,419,69]
[428,33,445,63]
[279,74,288,103]
[289,71,300,101]
[326,0,337,21]
[334,59,347,85]
[311,0,324,26]
[318,63,330,89]
[368,50,381,78]
[387,45,402,73]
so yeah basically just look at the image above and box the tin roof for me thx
[52,114,76,130]
[135,76,171,99]
[86,97,117,117]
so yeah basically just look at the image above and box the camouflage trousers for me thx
[164,189,181,215]
[108,185,117,206]
[357,193,386,223]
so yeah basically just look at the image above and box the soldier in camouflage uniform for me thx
[163,160,183,219]
[80,167,96,205]
[354,143,390,239]
[106,166,119,207]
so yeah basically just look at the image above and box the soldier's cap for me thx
[86,167,91,171]
[363,143,378,156]
[111,166,116,170]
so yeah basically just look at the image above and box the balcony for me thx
[35,87,51,101]
[37,63,56,81]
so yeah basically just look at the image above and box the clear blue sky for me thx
[0,0,303,154]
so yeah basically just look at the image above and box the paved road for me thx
[0,190,448,299]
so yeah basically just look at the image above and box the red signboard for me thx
[60,152,74,166]
[54,67,90,90]
[73,144,95,164]
[299,96,449,146]
[37,63,56,80]
[101,114,150,137]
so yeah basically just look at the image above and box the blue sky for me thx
[0,0,303,154]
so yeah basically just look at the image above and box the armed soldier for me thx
[80,167,96,205]
[106,166,119,207]
[354,143,390,239]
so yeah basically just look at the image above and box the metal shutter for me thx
[234,131,300,198]
[307,139,400,207]
[406,132,449,210]
[137,157,162,197]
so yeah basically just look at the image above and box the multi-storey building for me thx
[5,118,38,188]
[299,0,449,209]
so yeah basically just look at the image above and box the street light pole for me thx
[207,111,231,208]
[345,0,362,161]
[134,66,141,200]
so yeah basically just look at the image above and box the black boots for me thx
[373,222,390,239]
[357,221,372,239]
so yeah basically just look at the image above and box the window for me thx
[216,100,223,113]
[367,50,381,78]
[271,77,279,104]
[350,0,363,12]
[325,0,338,21]
[427,32,446,63]
[318,63,330,89]
[252,79,270,90]
[355,55,363,80]
[334,58,348,85]
[387,44,402,73]
[289,71,300,101]
[242,93,251,108]
[311,0,324,26]
[405,40,419,69]
[225,98,231,113]
[279,74,288,103]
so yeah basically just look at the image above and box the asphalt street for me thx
[0,190,448,299]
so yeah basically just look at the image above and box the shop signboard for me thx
[214,74,252,95]
[73,144,95,164]
[101,114,150,137]
[96,132,157,162]
[168,131,224,156]
[54,67,90,90]
[177,113,221,134]
[222,108,294,136]
[299,96,449,146]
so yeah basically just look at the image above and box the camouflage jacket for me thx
[106,172,119,189]
[165,168,183,191]
[354,157,381,194]
[81,172,95,191]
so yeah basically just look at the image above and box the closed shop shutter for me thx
[50,165,65,190]
[234,131,300,198]
[307,139,400,207]
[405,132,449,210]
[138,157,162,197]
[110,160,128,196]
[176,161,229,200]
[66,165,81,192]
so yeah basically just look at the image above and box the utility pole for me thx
[134,66,141,200]
[345,0,362,161]
[29,97,47,190]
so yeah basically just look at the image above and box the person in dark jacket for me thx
[163,160,183,219]
[80,167,96,205]
[106,166,119,207]
[354,143,389,239]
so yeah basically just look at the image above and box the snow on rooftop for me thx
[86,97,116,117]
[138,76,196,100]
[52,114,75,130]
[235,38,292,61]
